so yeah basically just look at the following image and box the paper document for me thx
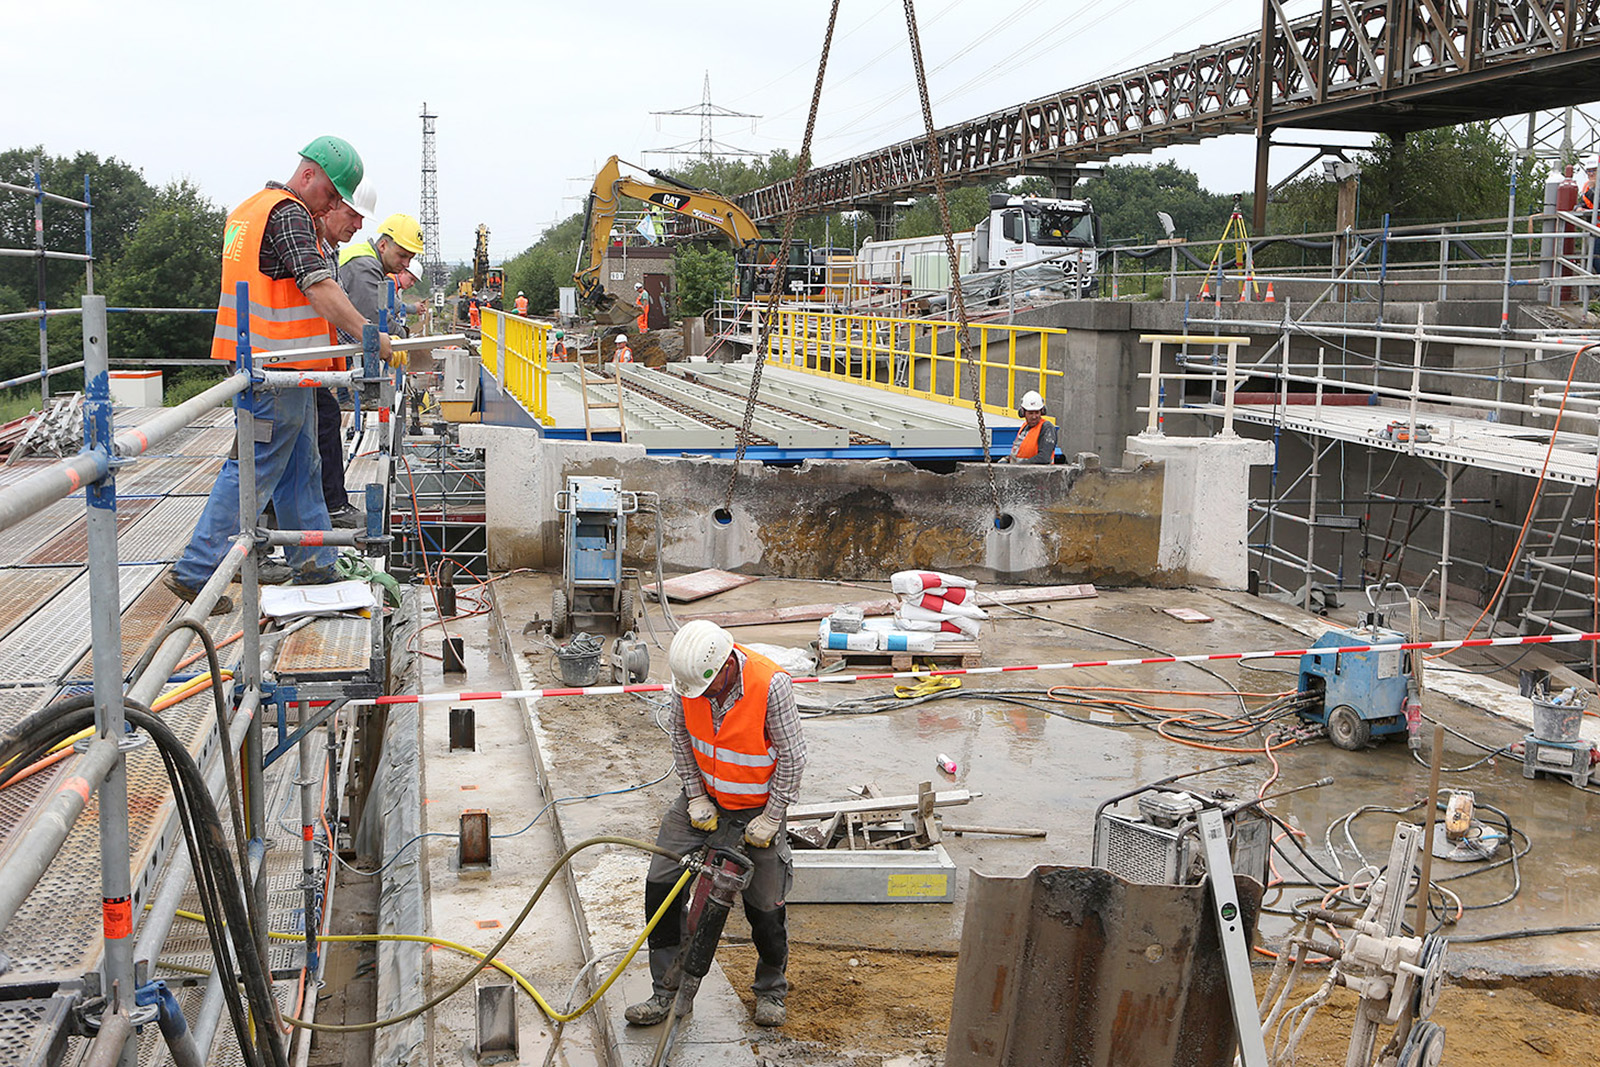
[259,579,378,620]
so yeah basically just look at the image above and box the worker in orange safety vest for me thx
[625,621,806,1031]
[1004,390,1057,464]
[514,290,529,315]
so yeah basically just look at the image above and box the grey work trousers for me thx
[642,791,792,1002]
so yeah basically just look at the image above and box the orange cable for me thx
[1430,342,1596,659]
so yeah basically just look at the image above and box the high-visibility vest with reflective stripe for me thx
[212,188,336,370]
[682,646,783,810]
[514,296,528,315]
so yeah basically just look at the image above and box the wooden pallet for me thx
[816,647,983,671]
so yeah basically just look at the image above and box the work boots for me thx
[624,947,693,1026]
[753,995,786,1027]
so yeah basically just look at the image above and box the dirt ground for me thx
[721,943,1600,1064]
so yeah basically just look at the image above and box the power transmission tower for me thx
[419,103,445,289]
[643,71,763,162]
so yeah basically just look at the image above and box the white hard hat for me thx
[517,290,524,296]
[669,620,735,698]
[634,281,644,289]
[1020,390,1045,412]
[344,176,378,219]
[614,334,628,345]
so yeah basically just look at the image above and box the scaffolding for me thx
[0,271,456,1065]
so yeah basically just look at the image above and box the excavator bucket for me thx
[946,865,1262,1067]
[586,290,638,327]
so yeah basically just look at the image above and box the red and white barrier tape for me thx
[361,630,1600,707]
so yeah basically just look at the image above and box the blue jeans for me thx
[173,386,336,589]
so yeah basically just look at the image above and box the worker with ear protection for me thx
[626,620,807,1030]
[1005,389,1057,464]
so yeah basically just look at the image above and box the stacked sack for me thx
[891,570,987,639]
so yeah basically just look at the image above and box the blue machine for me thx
[552,476,642,638]
[1297,625,1411,749]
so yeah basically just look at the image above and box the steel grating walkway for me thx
[0,399,383,1066]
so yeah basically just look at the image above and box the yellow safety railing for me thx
[479,308,554,426]
[761,308,1064,416]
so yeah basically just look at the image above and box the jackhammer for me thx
[651,821,755,1067]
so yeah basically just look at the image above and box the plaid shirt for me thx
[671,648,806,820]
[260,182,333,291]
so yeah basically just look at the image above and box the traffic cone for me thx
[1199,278,1211,300]
[1241,275,1253,303]
[1264,281,1277,303]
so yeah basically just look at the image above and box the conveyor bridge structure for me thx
[707,0,1600,231]
[0,293,444,1067]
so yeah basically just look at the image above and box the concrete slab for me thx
[488,566,1600,1028]
[415,606,605,1066]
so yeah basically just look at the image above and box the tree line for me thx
[496,122,1539,320]
[1,122,1548,384]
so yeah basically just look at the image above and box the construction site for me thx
[8,3,1600,1066]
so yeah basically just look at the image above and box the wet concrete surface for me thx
[484,571,1600,1061]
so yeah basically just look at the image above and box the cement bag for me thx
[818,619,880,652]
[878,630,938,654]
[897,604,982,637]
[891,570,977,595]
[902,590,988,619]
[872,617,974,642]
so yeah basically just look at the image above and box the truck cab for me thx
[735,239,812,302]
[972,193,1099,295]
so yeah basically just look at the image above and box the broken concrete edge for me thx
[460,426,1269,591]
[485,582,756,1064]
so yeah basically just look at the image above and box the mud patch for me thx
[715,946,1600,1065]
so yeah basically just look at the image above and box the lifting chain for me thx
[723,0,844,513]
[902,0,1005,525]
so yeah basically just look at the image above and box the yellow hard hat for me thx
[378,213,425,254]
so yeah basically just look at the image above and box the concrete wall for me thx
[459,426,1273,589]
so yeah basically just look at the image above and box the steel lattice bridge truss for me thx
[729,0,1600,223]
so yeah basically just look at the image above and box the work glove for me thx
[687,795,718,832]
[743,813,781,849]
[384,334,408,370]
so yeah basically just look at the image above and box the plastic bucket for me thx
[556,643,602,687]
[1531,695,1584,743]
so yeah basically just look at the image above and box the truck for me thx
[856,193,1100,306]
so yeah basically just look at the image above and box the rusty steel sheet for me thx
[275,615,372,678]
[0,568,79,642]
[22,495,160,565]
[946,866,1262,1067]
[642,568,760,603]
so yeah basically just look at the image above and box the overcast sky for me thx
[15,0,1427,265]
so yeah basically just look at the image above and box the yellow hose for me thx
[170,862,692,1024]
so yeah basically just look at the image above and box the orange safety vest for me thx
[514,295,528,315]
[682,646,783,810]
[551,340,568,362]
[212,188,337,370]
[1010,420,1045,460]
[614,344,633,363]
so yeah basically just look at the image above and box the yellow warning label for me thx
[886,873,948,898]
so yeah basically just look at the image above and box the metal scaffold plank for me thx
[0,568,79,642]
[0,565,162,684]
[23,495,160,565]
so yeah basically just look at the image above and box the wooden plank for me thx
[682,583,1098,629]
[642,568,760,603]
[681,597,900,628]
[786,789,974,822]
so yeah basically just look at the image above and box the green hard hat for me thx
[299,135,364,200]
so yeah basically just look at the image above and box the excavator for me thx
[575,155,806,325]
[454,224,503,326]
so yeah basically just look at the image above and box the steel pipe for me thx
[0,179,89,207]
[260,528,365,548]
[126,538,250,708]
[0,737,121,940]
[81,1010,135,1067]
